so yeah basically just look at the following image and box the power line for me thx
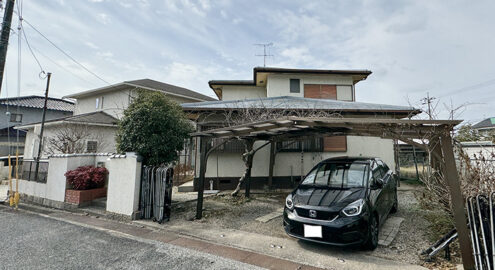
[21,18,110,85]
[438,77,495,98]
[10,29,97,86]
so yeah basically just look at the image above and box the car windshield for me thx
[300,162,368,188]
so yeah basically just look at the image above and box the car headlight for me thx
[341,199,365,217]
[286,194,294,210]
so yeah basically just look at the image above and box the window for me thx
[95,98,100,109]
[290,79,300,93]
[277,138,323,152]
[86,141,98,153]
[9,113,22,123]
[301,162,368,188]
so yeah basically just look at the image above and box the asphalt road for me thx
[0,207,264,270]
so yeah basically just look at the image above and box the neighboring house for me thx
[18,79,215,159]
[63,78,216,119]
[182,67,420,190]
[0,96,74,156]
[472,117,495,137]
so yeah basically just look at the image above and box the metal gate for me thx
[466,194,495,270]
[140,166,173,223]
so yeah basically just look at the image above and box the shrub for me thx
[65,166,108,190]
[116,90,193,166]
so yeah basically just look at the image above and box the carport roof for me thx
[182,96,420,116]
[191,116,461,141]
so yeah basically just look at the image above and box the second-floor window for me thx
[95,98,100,109]
[9,113,22,123]
[290,79,300,93]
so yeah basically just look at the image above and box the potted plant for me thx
[64,166,108,206]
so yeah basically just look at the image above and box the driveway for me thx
[0,207,263,270]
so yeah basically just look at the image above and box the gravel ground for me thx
[169,184,445,267]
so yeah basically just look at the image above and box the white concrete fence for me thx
[17,152,142,219]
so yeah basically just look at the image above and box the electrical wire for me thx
[21,24,45,78]
[22,19,110,85]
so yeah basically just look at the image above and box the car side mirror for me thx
[371,178,384,189]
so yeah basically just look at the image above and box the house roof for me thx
[64,79,216,102]
[0,95,75,112]
[181,96,420,116]
[208,66,372,99]
[15,111,118,129]
[472,117,495,129]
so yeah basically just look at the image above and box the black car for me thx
[283,156,398,250]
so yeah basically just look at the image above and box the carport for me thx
[191,116,474,270]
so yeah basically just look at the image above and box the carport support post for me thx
[440,134,475,270]
[268,141,275,189]
[196,137,209,220]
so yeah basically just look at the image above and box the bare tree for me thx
[44,124,109,155]
[209,99,344,196]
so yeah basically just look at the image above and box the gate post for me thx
[196,137,208,219]
[440,134,475,270]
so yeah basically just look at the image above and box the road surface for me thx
[0,206,264,269]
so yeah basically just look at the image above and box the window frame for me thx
[86,140,98,153]
[289,79,300,93]
[9,113,22,123]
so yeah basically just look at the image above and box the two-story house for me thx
[0,96,74,156]
[182,67,420,190]
[18,79,215,160]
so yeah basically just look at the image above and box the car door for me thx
[377,160,393,212]
[370,161,387,222]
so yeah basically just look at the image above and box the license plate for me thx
[303,224,322,238]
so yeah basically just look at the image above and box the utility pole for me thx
[254,43,273,67]
[421,92,436,120]
[34,72,51,182]
[0,0,16,95]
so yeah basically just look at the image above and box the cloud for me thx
[5,0,495,122]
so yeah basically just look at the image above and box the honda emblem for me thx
[309,210,317,218]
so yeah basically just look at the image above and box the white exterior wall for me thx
[74,88,204,119]
[266,74,354,100]
[202,136,395,178]
[221,85,267,101]
[23,125,117,159]
[74,90,131,119]
[17,154,102,203]
[105,153,142,217]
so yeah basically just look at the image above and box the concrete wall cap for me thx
[48,153,115,158]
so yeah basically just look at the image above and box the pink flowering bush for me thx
[65,166,108,190]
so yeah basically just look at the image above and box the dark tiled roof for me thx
[181,96,419,114]
[0,95,74,112]
[124,79,216,101]
[472,117,495,129]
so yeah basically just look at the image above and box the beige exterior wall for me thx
[74,88,203,119]
[23,124,117,159]
[198,136,395,179]
[74,89,131,119]
[221,85,267,101]
[266,74,354,100]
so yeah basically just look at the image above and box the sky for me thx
[2,0,495,124]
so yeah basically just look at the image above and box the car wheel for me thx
[390,189,398,214]
[363,214,379,250]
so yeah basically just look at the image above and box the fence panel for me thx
[140,165,173,223]
[20,160,49,183]
[466,194,495,269]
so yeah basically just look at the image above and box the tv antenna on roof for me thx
[254,43,273,67]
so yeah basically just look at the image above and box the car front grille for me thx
[295,207,338,221]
